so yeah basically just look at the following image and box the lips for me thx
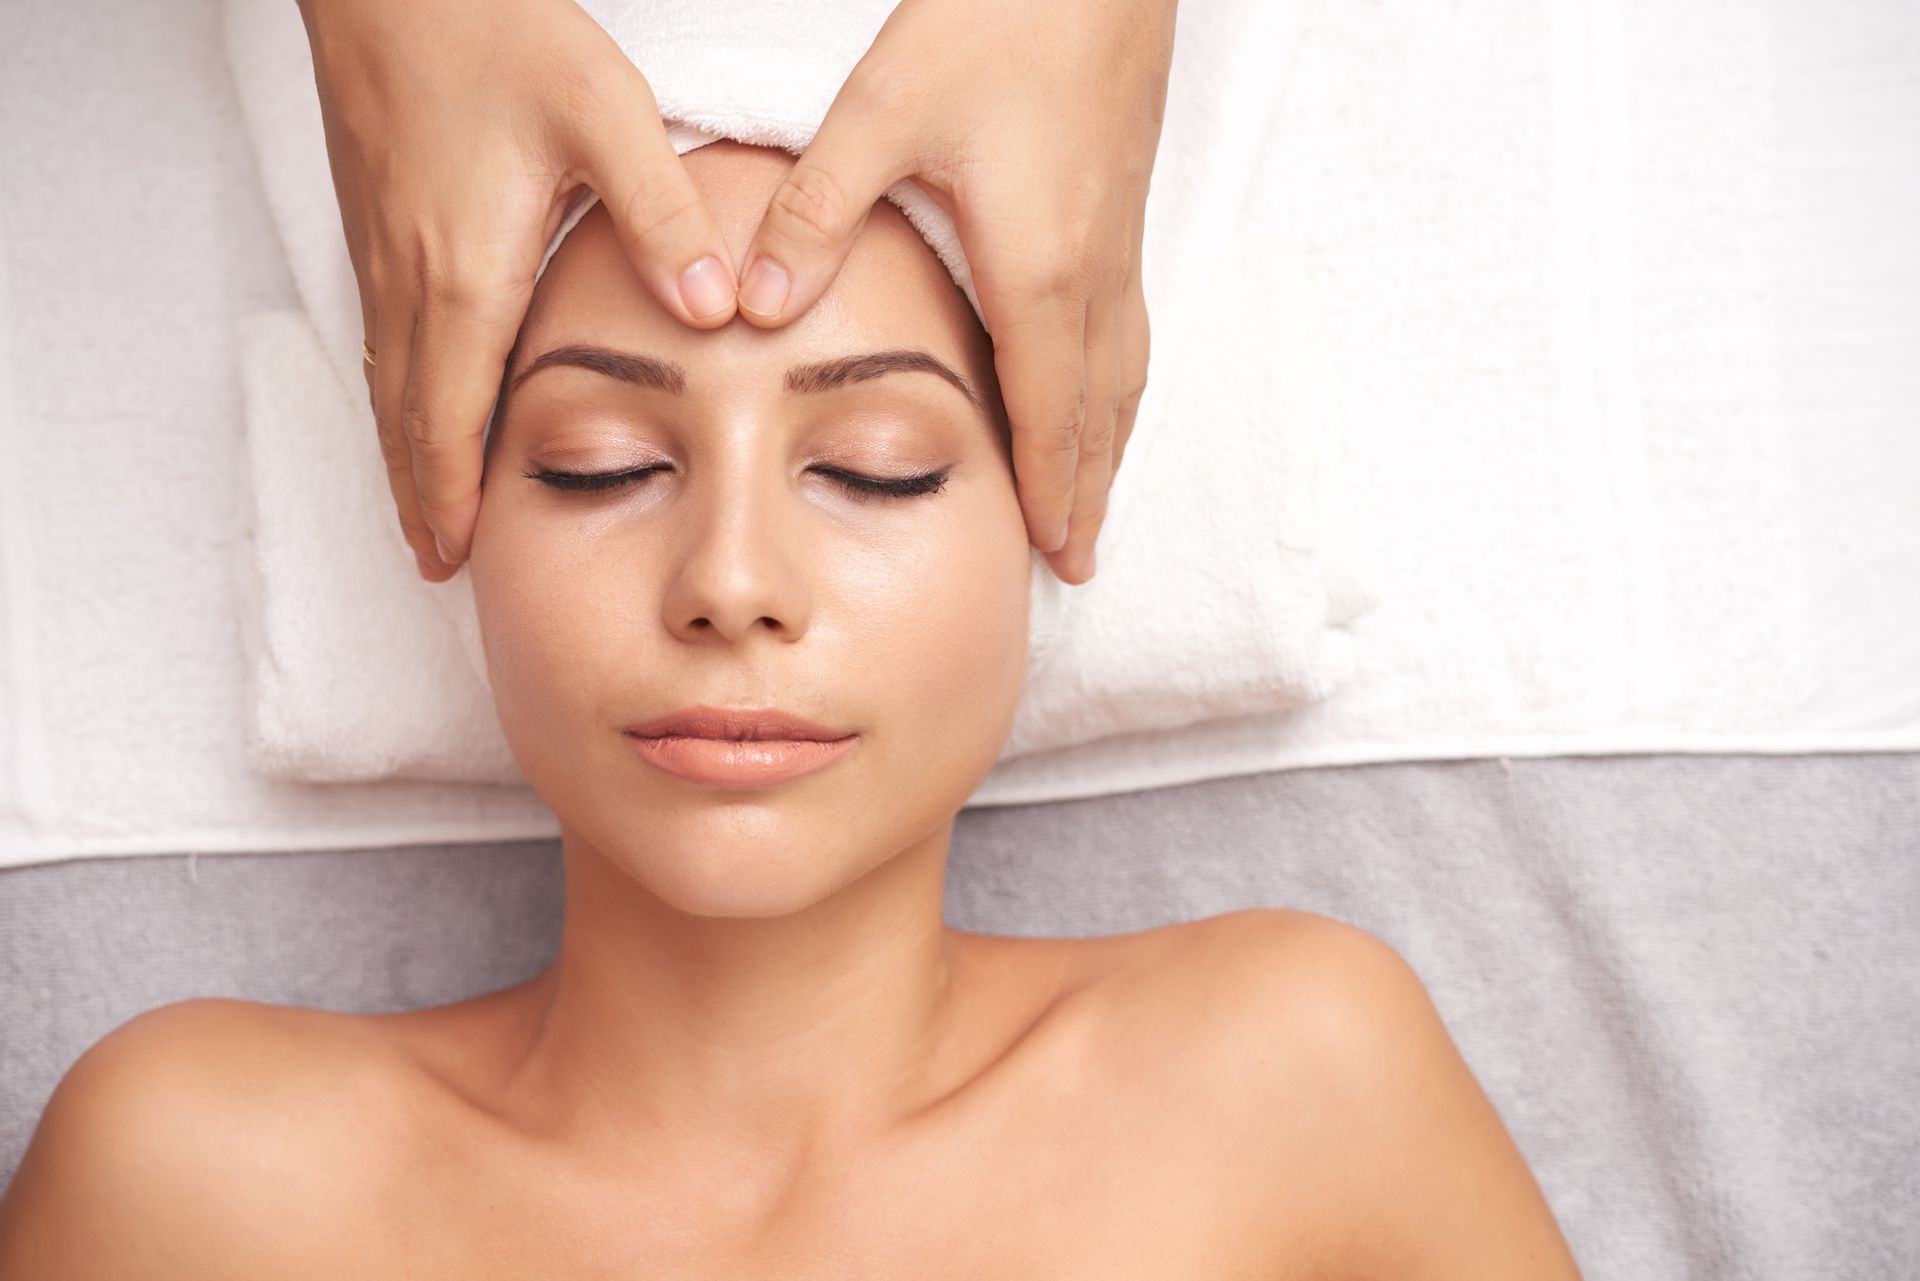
[622,704,853,743]
[625,733,856,787]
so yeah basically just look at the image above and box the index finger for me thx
[400,280,528,567]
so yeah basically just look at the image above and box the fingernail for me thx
[1080,544,1098,579]
[737,255,791,318]
[1047,518,1070,554]
[434,533,456,565]
[678,254,734,321]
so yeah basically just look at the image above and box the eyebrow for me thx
[507,344,980,408]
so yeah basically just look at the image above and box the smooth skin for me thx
[0,917,1585,1278]
[296,0,1172,588]
[0,145,1584,1279]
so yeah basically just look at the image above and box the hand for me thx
[731,0,1176,584]
[297,0,741,580]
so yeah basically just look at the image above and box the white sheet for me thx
[3,0,1917,868]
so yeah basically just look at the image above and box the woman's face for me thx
[468,141,1030,919]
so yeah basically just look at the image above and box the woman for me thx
[0,143,1584,1278]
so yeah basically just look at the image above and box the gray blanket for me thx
[4,752,1915,1278]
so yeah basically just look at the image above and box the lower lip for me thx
[624,733,856,786]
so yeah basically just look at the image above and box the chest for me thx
[331,1105,1325,1280]
[351,1186,1311,1280]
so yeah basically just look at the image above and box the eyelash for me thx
[524,463,952,501]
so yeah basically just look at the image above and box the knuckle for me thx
[1007,251,1096,310]
[769,164,857,247]
[841,57,921,119]
[1049,384,1089,451]
[1063,213,1102,261]
[373,420,413,472]
[412,488,455,526]
[401,402,459,456]
[1085,395,1120,447]
[397,395,435,449]
[402,216,527,313]
[618,176,702,241]
[364,249,393,301]
[556,54,635,130]
[1075,406,1116,460]
[1056,211,1102,265]
[415,252,500,311]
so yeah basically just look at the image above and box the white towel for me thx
[224,0,1375,789]
[7,0,1919,867]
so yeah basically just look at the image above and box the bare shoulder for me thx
[1079,906,1415,1123]
[1082,906,1409,1044]
[0,997,405,1279]
[1103,908,1585,1280]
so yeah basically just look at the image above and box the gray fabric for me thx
[2,753,1916,1278]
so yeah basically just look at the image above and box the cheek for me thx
[851,482,1032,777]
[467,511,625,795]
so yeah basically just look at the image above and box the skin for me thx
[0,144,1585,1280]
[444,137,1041,1201]
[299,0,1171,589]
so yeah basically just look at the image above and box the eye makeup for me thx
[525,463,953,501]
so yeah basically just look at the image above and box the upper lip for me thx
[623,704,854,742]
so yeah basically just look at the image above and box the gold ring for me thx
[362,340,377,367]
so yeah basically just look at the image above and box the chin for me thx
[645,869,843,922]
[616,818,863,920]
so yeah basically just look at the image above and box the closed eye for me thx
[525,464,951,500]
[526,464,666,494]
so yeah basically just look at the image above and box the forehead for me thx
[512,142,990,379]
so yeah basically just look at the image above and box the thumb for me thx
[582,78,739,328]
[736,99,908,327]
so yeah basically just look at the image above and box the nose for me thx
[658,463,814,646]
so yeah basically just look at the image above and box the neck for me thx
[502,817,969,1172]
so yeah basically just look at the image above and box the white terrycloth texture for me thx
[223,0,1372,787]
[3,0,1919,866]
